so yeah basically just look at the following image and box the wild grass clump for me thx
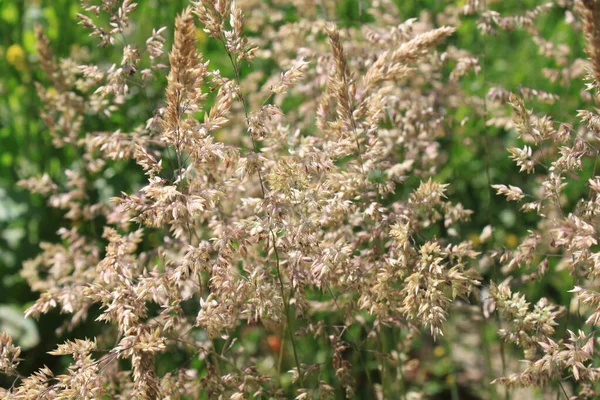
[4,0,600,399]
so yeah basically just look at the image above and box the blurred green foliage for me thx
[0,0,192,381]
[0,0,591,397]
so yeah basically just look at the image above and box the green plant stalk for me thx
[217,30,304,385]
[479,1,508,398]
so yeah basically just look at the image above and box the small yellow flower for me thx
[468,233,480,246]
[195,28,208,46]
[505,233,519,248]
[47,87,58,99]
[214,130,226,142]
[6,44,26,69]
[433,346,445,357]
[446,374,455,385]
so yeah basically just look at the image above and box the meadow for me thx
[1,0,599,398]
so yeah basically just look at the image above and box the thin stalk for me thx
[558,381,569,399]
[480,323,498,400]
[480,1,508,397]
[217,32,303,384]
[325,284,374,392]
[272,229,303,384]
[445,326,461,400]
[378,327,387,397]
[277,322,287,379]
